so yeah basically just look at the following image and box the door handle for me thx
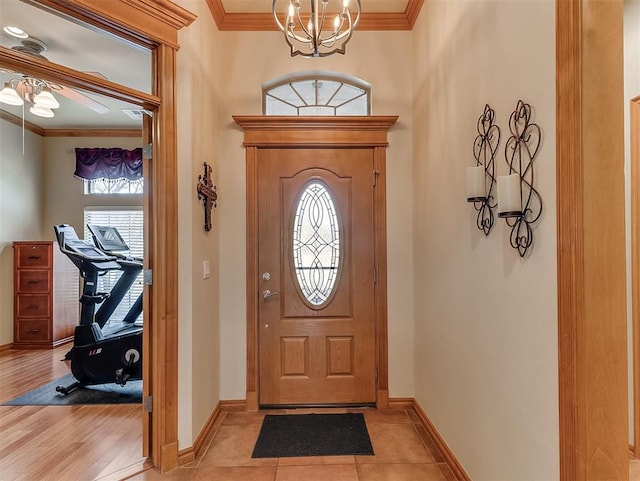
[263,289,279,300]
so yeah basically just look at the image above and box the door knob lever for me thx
[263,289,279,300]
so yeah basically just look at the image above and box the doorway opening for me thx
[0,0,193,472]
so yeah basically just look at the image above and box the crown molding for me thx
[123,0,196,30]
[43,128,142,137]
[0,110,141,137]
[207,0,424,31]
[0,109,45,136]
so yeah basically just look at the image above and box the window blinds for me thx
[84,207,144,323]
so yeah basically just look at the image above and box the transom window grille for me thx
[84,178,144,194]
[84,207,144,322]
[263,71,371,116]
[292,181,341,306]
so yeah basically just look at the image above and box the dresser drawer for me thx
[16,270,51,293]
[16,319,50,342]
[16,244,51,268]
[16,294,51,318]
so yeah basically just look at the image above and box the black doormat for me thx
[252,413,374,458]
[2,373,142,406]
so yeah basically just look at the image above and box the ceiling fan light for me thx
[30,104,54,118]
[0,83,24,106]
[34,87,60,109]
[2,25,28,39]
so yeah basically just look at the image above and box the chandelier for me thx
[0,76,60,118]
[272,0,361,58]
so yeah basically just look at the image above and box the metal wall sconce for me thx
[467,104,500,235]
[497,100,543,257]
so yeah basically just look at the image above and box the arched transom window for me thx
[263,71,371,116]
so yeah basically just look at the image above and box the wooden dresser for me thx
[13,241,79,349]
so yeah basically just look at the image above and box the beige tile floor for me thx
[632,458,640,480]
[127,408,458,481]
[127,408,640,480]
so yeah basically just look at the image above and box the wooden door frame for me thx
[557,0,628,479]
[234,115,397,411]
[0,0,194,472]
[632,96,640,458]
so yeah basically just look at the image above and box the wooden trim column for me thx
[632,96,640,459]
[150,42,180,471]
[556,0,628,478]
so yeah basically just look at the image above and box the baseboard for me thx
[412,399,472,481]
[631,443,636,459]
[220,399,247,411]
[0,343,12,353]
[388,397,414,410]
[178,401,225,466]
[177,400,247,466]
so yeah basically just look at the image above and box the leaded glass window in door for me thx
[292,181,342,306]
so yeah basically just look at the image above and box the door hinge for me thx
[375,367,379,382]
[143,269,153,285]
[373,169,379,187]
[374,268,377,284]
[143,395,153,412]
[143,143,153,160]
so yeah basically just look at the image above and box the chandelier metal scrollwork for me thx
[272,0,361,58]
[499,99,543,257]
[468,104,500,235]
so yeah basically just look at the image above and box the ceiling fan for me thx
[1,36,110,115]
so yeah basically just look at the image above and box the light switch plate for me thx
[203,260,210,279]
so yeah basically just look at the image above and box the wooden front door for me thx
[235,115,397,410]
[258,147,376,405]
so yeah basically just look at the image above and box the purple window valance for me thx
[74,148,143,181]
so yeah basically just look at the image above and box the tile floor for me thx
[632,458,640,480]
[127,408,458,481]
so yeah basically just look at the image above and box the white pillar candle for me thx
[498,173,522,217]
[466,165,486,201]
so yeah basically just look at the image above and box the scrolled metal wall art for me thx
[467,104,501,235]
[497,99,543,257]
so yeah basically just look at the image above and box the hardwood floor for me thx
[0,344,145,481]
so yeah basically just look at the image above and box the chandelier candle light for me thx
[272,0,361,57]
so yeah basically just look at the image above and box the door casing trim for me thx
[234,115,398,409]
[1,0,195,472]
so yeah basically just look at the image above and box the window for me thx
[84,178,144,194]
[263,71,371,116]
[292,181,341,307]
[84,207,144,323]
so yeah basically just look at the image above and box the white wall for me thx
[216,29,415,400]
[412,1,558,479]
[625,0,640,446]
[41,136,143,238]
[176,0,221,448]
[0,120,43,345]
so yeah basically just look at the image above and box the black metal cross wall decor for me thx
[196,162,218,231]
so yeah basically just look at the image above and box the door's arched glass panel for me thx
[263,71,371,116]
[292,181,341,306]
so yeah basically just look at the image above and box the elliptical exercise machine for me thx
[54,224,142,395]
